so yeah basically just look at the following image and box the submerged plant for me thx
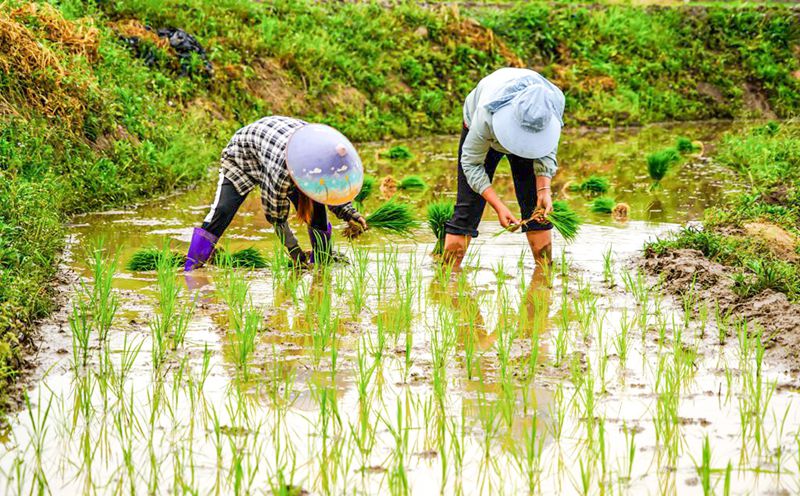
[590,196,615,214]
[398,175,427,192]
[426,200,454,256]
[569,175,610,195]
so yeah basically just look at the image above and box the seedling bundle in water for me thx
[398,175,427,192]
[647,147,680,187]
[126,246,268,271]
[502,200,581,243]
[590,196,615,214]
[426,200,455,255]
[354,175,376,208]
[380,145,413,160]
[569,175,610,195]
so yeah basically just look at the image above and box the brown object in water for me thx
[612,202,630,222]
[380,176,398,199]
[342,219,368,240]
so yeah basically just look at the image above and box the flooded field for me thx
[4,122,798,495]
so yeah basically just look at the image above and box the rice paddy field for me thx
[3,121,799,495]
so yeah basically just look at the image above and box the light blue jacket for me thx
[462,68,559,194]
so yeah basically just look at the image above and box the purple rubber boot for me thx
[184,227,218,271]
[308,222,332,265]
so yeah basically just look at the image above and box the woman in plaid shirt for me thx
[184,116,368,270]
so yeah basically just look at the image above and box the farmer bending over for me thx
[184,116,368,270]
[443,68,564,269]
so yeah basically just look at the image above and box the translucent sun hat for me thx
[491,81,564,159]
[285,124,364,206]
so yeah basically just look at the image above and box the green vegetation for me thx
[381,146,414,160]
[354,175,376,208]
[398,175,428,192]
[547,200,582,243]
[365,200,417,235]
[126,246,268,271]
[675,136,699,153]
[426,200,455,255]
[569,175,610,195]
[3,0,800,411]
[647,122,800,301]
[647,147,681,186]
[590,196,615,214]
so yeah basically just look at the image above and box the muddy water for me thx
[4,121,799,495]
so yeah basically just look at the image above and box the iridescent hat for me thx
[285,124,364,206]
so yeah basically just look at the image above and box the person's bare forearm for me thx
[481,186,504,212]
[536,176,552,192]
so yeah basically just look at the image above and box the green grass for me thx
[590,197,615,214]
[426,200,455,255]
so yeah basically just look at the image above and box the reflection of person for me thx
[443,68,565,270]
[184,116,368,271]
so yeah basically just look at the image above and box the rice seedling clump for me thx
[126,247,184,271]
[426,200,455,255]
[590,196,616,214]
[675,136,698,153]
[547,200,582,243]
[354,175,376,206]
[569,175,610,194]
[398,175,427,192]
[647,147,680,185]
[366,200,416,234]
[127,246,268,271]
[380,145,413,160]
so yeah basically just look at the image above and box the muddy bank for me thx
[640,247,800,373]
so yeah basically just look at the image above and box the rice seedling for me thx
[568,175,610,195]
[503,200,581,243]
[354,174,376,207]
[231,306,261,381]
[398,175,427,192]
[590,196,615,214]
[602,246,614,285]
[647,147,680,188]
[427,199,454,256]
[380,145,413,160]
[69,296,92,369]
[675,136,700,153]
[86,239,119,342]
[126,245,267,271]
[367,199,417,234]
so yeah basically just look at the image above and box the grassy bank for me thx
[1,0,800,411]
[647,121,800,301]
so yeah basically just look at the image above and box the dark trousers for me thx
[201,171,328,238]
[444,125,551,238]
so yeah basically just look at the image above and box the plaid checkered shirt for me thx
[219,116,358,225]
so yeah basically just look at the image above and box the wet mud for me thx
[641,247,800,373]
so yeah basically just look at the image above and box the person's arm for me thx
[534,150,558,214]
[329,202,367,229]
[264,167,306,262]
[461,122,519,228]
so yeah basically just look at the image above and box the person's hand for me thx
[355,215,368,230]
[495,203,519,228]
[537,189,553,215]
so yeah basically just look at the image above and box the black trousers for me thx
[201,171,328,238]
[444,124,551,238]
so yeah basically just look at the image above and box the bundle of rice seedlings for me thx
[504,200,581,243]
[214,247,268,269]
[354,175,376,205]
[380,145,413,160]
[426,200,455,255]
[675,136,697,153]
[612,202,630,222]
[647,147,680,186]
[546,200,582,243]
[127,246,268,271]
[398,175,427,192]
[126,247,184,271]
[344,199,416,239]
[590,196,615,214]
[568,175,610,194]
